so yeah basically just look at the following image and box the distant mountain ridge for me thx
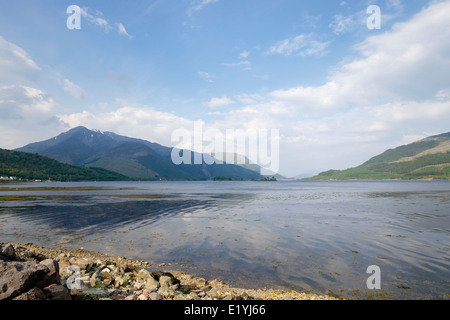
[16,126,261,180]
[307,132,450,180]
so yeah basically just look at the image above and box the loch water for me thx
[0,180,448,299]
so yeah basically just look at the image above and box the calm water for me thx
[0,180,448,299]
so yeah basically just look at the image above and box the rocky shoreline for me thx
[0,242,342,300]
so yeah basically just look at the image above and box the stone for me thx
[193,277,208,287]
[57,258,72,278]
[137,293,148,300]
[133,281,145,291]
[188,292,201,300]
[75,288,107,300]
[208,288,219,299]
[179,284,192,294]
[69,257,92,270]
[144,276,160,290]
[148,292,162,300]
[0,243,16,260]
[125,294,137,300]
[137,268,152,280]
[157,285,176,299]
[159,275,172,287]
[0,260,50,300]
[90,272,99,287]
[153,271,180,287]
[37,259,60,288]
[173,294,189,300]
[12,286,47,300]
[101,267,111,274]
[114,275,128,288]
[43,284,72,300]
[199,285,212,292]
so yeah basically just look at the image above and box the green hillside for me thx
[0,148,128,181]
[308,132,450,180]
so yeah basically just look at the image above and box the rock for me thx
[57,258,72,278]
[188,292,201,300]
[43,284,72,300]
[0,243,16,260]
[137,293,148,300]
[208,288,219,299]
[238,292,251,300]
[69,257,92,271]
[13,286,47,300]
[159,275,172,287]
[148,292,162,300]
[90,272,100,287]
[101,267,111,274]
[193,277,208,287]
[133,281,145,291]
[114,275,128,288]
[157,285,176,299]
[75,288,107,300]
[144,276,160,290]
[0,260,50,300]
[137,268,152,280]
[199,285,212,292]
[173,294,189,300]
[37,259,60,288]
[152,271,180,287]
[125,294,137,300]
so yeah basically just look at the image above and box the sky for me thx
[1,0,450,177]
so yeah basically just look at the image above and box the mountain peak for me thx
[15,126,261,180]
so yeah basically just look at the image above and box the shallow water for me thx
[0,180,449,299]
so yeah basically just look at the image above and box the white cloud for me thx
[58,103,196,147]
[203,96,235,109]
[0,36,41,85]
[272,1,450,110]
[222,60,251,70]
[265,34,330,57]
[0,85,64,148]
[239,51,250,59]
[188,0,219,16]
[329,13,362,35]
[197,71,214,83]
[117,23,132,38]
[63,79,87,99]
[80,7,112,32]
[0,85,56,118]
[234,94,266,105]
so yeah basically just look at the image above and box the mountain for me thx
[307,132,450,180]
[0,148,127,181]
[16,126,261,180]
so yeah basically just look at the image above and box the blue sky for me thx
[1,0,450,177]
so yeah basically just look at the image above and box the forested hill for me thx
[0,148,127,181]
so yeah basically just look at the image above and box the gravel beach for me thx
[1,242,342,300]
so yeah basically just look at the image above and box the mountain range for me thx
[15,126,261,181]
[307,132,450,180]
